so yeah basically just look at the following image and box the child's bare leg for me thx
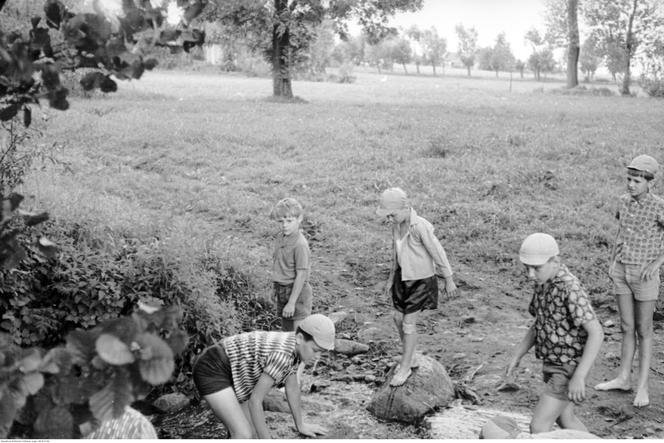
[392,311,404,342]
[555,402,587,432]
[239,402,257,438]
[391,311,417,386]
[530,394,570,434]
[634,300,656,407]
[595,294,635,391]
[204,388,254,439]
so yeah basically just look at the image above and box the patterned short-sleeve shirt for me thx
[528,265,597,365]
[223,331,299,403]
[615,192,664,266]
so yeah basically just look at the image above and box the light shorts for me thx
[541,362,577,401]
[610,261,660,302]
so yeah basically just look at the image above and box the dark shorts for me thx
[193,344,233,397]
[391,266,438,314]
[274,281,313,321]
[542,362,577,401]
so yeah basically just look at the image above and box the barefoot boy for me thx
[595,154,664,407]
[506,233,603,434]
[377,187,457,386]
[193,314,334,439]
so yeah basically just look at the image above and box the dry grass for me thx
[21,70,664,310]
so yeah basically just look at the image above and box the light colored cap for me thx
[519,233,559,266]
[627,155,659,177]
[299,314,335,350]
[376,187,408,217]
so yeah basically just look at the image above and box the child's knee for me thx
[402,320,417,335]
[392,311,403,325]
[620,318,635,334]
[529,418,551,435]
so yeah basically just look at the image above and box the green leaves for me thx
[96,334,135,365]
[136,333,174,385]
[34,406,73,438]
[89,369,133,423]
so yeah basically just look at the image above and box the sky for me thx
[386,0,548,60]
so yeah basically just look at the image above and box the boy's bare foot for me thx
[594,378,631,391]
[633,389,649,407]
[393,354,421,368]
[389,367,412,387]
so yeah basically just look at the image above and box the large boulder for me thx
[85,406,157,439]
[367,355,455,423]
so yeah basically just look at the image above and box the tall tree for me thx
[455,23,478,76]
[211,0,423,99]
[405,24,423,74]
[525,28,555,81]
[580,34,603,81]
[421,27,446,76]
[566,0,580,87]
[582,0,662,95]
[544,0,580,87]
[490,32,516,77]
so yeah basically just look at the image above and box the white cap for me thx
[299,314,335,350]
[519,233,559,266]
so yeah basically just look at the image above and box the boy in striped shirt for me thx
[193,314,334,439]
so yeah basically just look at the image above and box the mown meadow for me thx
[17,69,664,403]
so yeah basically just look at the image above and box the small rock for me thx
[334,339,370,356]
[365,375,377,383]
[462,316,476,324]
[645,428,656,434]
[153,393,190,413]
[328,311,348,324]
[263,391,290,413]
[603,320,615,328]
[310,380,331,393]
[357,327,383,343]
[452,353,467,359]
[351,355,363,364]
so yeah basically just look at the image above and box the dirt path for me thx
[150,258,664,438]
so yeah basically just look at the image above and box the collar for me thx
[630,192,652,205]
[278,230,301,246]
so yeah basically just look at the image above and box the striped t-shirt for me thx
[222,331,299,402]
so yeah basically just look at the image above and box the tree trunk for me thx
[466,65,471,76]
[621,0,638,96]
[415,62,420,74]
[566,0,579,88]
[432,61,437,76]
[495,69,499,78]
[272,0,293,98]
[402,63,408,74]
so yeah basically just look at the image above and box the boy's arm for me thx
[283,270,307,318]
[247,373,276,439]
[284,374,327,437]
[418,224,457,296]
[506,325,536,377]
[568,319,604,403]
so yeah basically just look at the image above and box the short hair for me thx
[271,198,303,219]
[628,168,655,181]
[296,327,314,342]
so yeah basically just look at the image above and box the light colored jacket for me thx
[389,208,453,282]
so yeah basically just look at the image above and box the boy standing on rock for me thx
[377,187,457,387]
[595,154,664,407]
[506,233,603,434]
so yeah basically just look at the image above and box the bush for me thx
[640,75,664,97]
[0,215,268,394]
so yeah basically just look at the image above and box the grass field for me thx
[25,69,664,305]
[20,68,664,438]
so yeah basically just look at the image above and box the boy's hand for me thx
[445,278,458,298]
[297,423,327,438]
[282,303,295,318]
[505,359,520,378]
[567,374,586,403]
[641,260,662,281]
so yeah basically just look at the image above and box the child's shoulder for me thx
[552,265,585,293]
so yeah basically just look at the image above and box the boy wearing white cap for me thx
[506,233,603,434]
[192,314,334,439]
[377,187,457,386]
[595,154,664,407]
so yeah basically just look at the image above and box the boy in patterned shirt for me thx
[506,233,603,434]
[192,314,334,439]
[595,154,664,407]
